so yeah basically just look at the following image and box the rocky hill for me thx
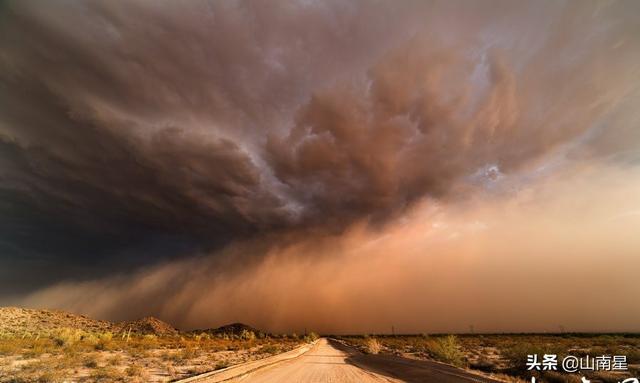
[0,307,177,336]
[115,316,178,336]
[192,322,264,337]
[0,307,113,335]
[212,322,261,335]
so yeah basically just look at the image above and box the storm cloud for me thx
[1,0,639,330]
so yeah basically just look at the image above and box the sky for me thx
[0,0,639,334]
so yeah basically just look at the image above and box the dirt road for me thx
[226,338,502,383]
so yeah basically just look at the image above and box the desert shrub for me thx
[83,333,99,346]
[58,350,82,368]
[365,338,382,355]
[36,371,63,383]
[425,335,465,367]
[22,341,50,358]
[101,332,113,342]
[125,363,143,377]
[224,342,238,351]
[107,354,122,366]
[92,331,114,351]
[179,345,200,361]
[261,344,280,355]
[303,332,319,342]
[470,357,497,372]
[160,350,179,362]
[83,354,99,368]
[126,346,152,359]
[90,366,123,382]
[94,340,110,351]
[130,334,158,351]
[240,330,256,341]
[215,360,230,370]
[52,328,84,347]
[194,332,209,341]
[204,341,225,352]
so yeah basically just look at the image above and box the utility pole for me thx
[391,325,395,336]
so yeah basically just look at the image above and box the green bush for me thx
[425,335,465,367]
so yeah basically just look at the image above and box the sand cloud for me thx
[18,164,640,332]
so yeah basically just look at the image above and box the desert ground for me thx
[338,334,640,383]
[2,307,640,383]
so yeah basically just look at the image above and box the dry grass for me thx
[364,337,382,355]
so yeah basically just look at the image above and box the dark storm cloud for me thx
[0,0,638,295]
[0,0,429,290]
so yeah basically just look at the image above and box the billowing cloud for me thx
[1,0,639,330]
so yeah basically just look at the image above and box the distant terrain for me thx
[0,307,178,337]
[0,307,309,382]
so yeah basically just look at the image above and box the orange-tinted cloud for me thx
[18,164,640,333]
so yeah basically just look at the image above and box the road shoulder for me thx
[175,340,319,383]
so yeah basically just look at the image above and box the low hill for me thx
[213,322,261,335]
[192,322,264,337]
[115,316,178,336]
[0,307,113,335]
[0,307,177,336]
